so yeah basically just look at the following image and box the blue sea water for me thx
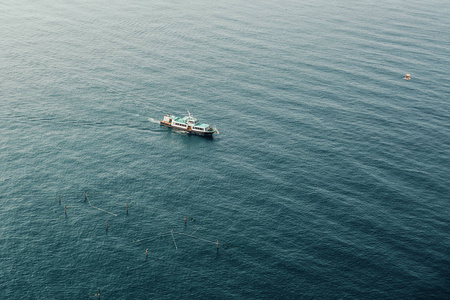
[1,0,449,298]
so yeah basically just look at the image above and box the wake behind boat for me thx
[160,110,219,136]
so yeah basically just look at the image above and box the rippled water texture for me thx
[1,0,449,298]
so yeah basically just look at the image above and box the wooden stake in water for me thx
[59,195,61,205]
[64,205,67,215]
[216,240,219,251]
[106,220,108,231]
[146,248,148,258]
[170,229,178,250]
[184,216,187,226]
[84,191,87,201]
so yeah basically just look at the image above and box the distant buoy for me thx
[404,73,411,80]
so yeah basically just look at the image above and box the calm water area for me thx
[1,0,449,298]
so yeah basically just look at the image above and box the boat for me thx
[160,110,218,136]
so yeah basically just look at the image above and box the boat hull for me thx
[160,121,215,136]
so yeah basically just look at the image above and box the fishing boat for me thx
[160,110,219,136]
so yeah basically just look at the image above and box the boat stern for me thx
[160,114,174,126]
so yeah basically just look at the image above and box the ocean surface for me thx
[1,0,449,299]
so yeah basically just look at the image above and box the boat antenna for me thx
[186,108,192,119]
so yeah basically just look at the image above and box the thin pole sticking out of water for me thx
[170,229,178,250]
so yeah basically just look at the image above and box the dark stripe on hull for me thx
[160,122,214,136]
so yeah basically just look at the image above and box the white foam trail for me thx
[148,117,160,124]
